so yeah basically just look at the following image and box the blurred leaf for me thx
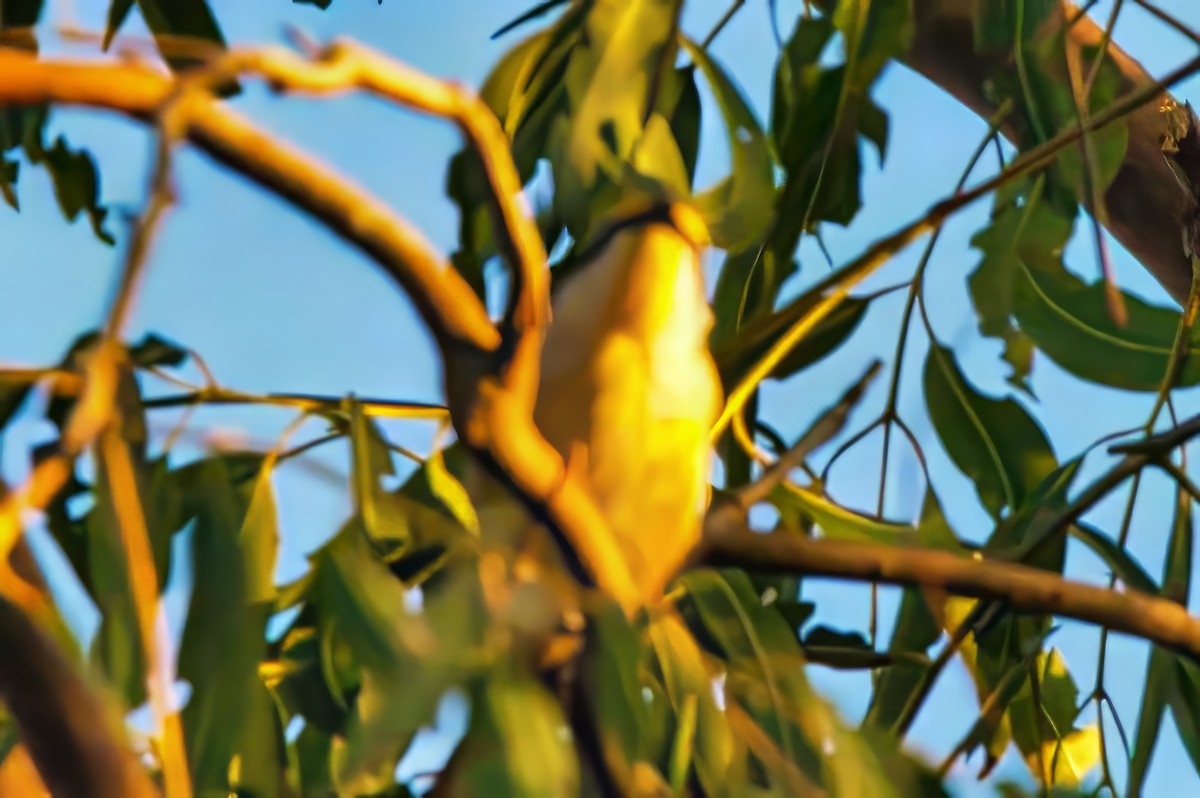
[924,343,1057,518]
[647,611,733,795]
[129,332,189,368]
[664,65,702,184]
[682,571,813,787]
[582,603,650,788]
[683,38,775,251]
[1168,658,1200,778]
[710,245,798,351]
[103,0,135,49]
[128,0,227,71]
[550,0,681,235]
[178,457,277,791]
[453,674,579,797]
[1162,479,1193,605]
[867,491,960,730]
[321,532,482,793]
[14,110,114,245]
[293,724,335,796]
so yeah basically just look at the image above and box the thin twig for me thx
[143,386,448,419]
[735,360,882,510]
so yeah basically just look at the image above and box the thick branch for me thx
[906,0,1199,304]
[699,528,1200,661]
[0,47,499,355]
[0,597,158,798]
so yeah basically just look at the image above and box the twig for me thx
[703,0,746,48]
[736,360,882,509]
[142,386,448,419]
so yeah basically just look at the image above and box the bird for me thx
[468,199,724,620]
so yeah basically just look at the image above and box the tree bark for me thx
[905,0,1197,304]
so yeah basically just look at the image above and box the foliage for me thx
[3,0,1200,796]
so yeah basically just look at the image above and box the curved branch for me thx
[698,527,1200,662]
[0,47,499,355]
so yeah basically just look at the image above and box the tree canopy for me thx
[3,1,1200,796]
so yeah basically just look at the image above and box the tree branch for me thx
[0,40,643,615]
[697,527,1200,662]
[0,47,500,356]
[0,597,159,798]
[904,0,1200,304]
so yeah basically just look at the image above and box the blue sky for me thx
[3,0,1200,793]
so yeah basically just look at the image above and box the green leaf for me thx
[647,611,733,795]
[321,537,483,793]
[20,121,114,245]
[550,0,681,235]
[1128,646,1173,796]
[715,296,870,386]
[491,0,570,39]
[923,343,1057,518]
[1168,658,1200,778]
[1069,523,1157,594]
[103,0,135,49]
[771,484,915,543]
[710,245,799,351]
[581,603,650,788]
[867,491,960,730]
[682,38,775,251]
[1014,253,1200,391]
[453,674,580,797]
[178,457,276,791]
[770,1,911,248]
[1164,480,1194,604]
[968,179,1065,390]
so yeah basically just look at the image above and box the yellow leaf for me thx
[1029,724,1102,788]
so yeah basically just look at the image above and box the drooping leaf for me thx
[451,674,580,797]
[9,107,114,245]
[1014,253,1200,391]
[491,0,570,39]
[581,602,651,788]
[769,1,911,253]
[177,456,278,792]
[647,610,733,795]
[1069,523,1157,595]
[924,343,1057,518]
[682,38,775,251]
[710,245,799,351]
[867,491,962,730]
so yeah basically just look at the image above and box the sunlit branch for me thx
[698,527,1200,661]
